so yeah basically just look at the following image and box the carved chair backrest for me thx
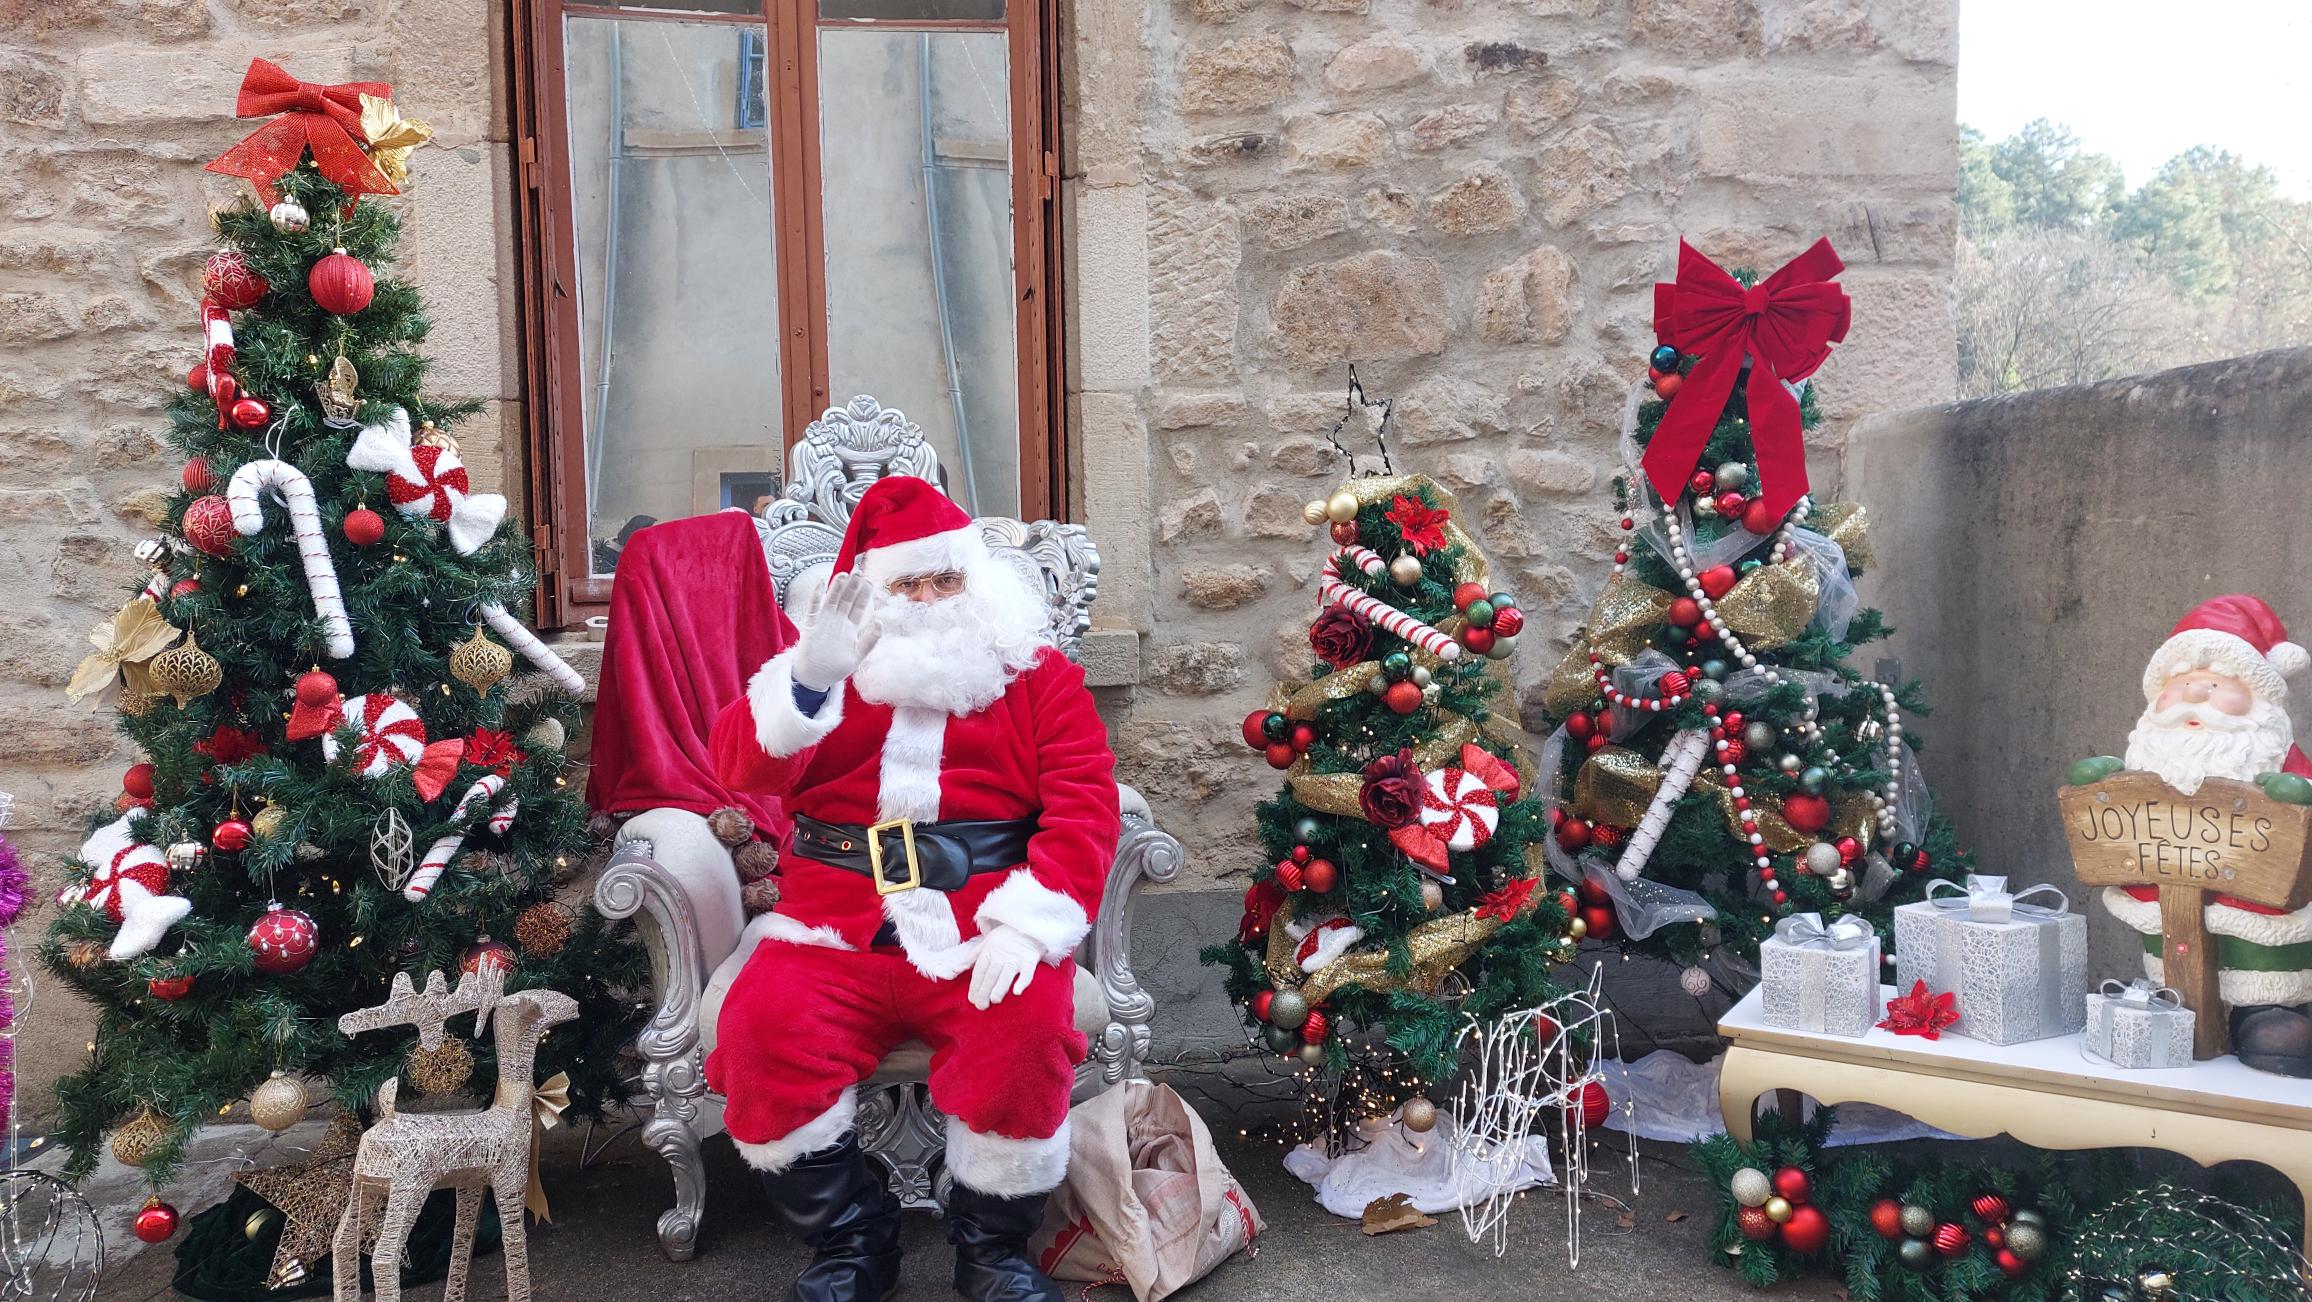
[756,396,1100,660]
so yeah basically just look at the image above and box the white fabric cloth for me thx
[1282,1111,1553,1219]
[1597,1049,1964,1146]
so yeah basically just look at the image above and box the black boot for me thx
[761,1135,903,1302]
[946,1182,1062,1302]
[2235,1005,2312,1078]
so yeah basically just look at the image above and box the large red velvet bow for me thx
[205,58,396,205]
[1643,239,1850,524]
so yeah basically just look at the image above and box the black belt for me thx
[791,813,1037,894]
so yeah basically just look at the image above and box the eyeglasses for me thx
[887,570,967,599]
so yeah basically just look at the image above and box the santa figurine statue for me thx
[2103,594,2312,1076]
[708,477,1118,1300]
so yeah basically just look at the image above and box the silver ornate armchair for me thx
[593,396,1181,1261]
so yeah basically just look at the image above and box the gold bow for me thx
[358,94,433,187]
[526,1072,570,1223]
[68,598,180,704]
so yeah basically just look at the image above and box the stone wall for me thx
[1,0,522,1118]
[1071,0,1963,889]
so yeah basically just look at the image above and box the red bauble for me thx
[1781,794,1831,834]
[247,903,319,974]
[1995,1247,2028,1279]
[1932,1223,1970,1256]
[123,762,156,799]
[342,507,386,546]
[1868,1198,1906,1240]
[1265,742,1297,770]
[1970,1192,2010,1225]
[1460,626,1496,655]
[1714,491,1747,519]
[212,818,253,853]
[1735,1205,1777,1241]
[1686,470,1716,498]
[1382,680,1424,714]
[202,251,268,309]
[1555,819,1592,851]
[1699,565,1738,599]
[186,362,210,392]
[295,669,340,707]
[1653,372,1682,400]
[1983,1225,2006,1250]
[1771,1166,1812,1205]
[1740,498,1780,534]
[1290,845,1312,865]
[169,578,201,601]
[1563,1079,1609,1129]
[1718,738,1748,768]
[1490,606,1524,638]
[134,1198,181,1244]
[1584,733,1609,754]
[1275,861,1305,892]
[1667,597,1702,628]
[1587,823,1622,849]
[147,974,195,1001]
[1330,521,1360,546]
[1780,1205,1831,1255]
[1770,889,1788,905]
[184,494,237,557]
[462,938,515,977]
[1302,859,1339,893]
[1835,836,1862,866]
[308,249,376,315]
[1564,711,1595,741]
[1577,876,1611,906]
[1301,1008,1330,1044]
[1452,582,1487,611]
[1658,670,1691,698]
[229,396,272,430]
[1290,722,1319,752]
[1580,903,1617,941]
[181,457,214,493]
[1251,990,1274,1022]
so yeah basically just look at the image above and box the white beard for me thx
[2124,698,2295,795]
[848,558,1052,716]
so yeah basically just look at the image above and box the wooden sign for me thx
[2059,772,2312,1060]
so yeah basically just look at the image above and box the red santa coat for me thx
[708,643,1120,978]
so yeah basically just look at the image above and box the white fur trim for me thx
[747,910,856,952]
[732,1087,858,1173]
[944,1114,1071,1197]
[445,491,507,556]
[859,526,987,590]
[2105,886,2312,947]
[2100,886,2163,936]
[747,650,844,758]
[975,869,1090,964]
[2136,952,2312,1008]
[2142,629,2292,705]
[108,879,192,961]
[876,705,972,975]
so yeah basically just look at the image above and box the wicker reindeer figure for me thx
[331,967,576,1302]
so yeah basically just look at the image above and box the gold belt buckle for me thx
[867,818,921,895]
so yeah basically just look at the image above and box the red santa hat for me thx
[829,476,989,590]
[2141,594,2309,705]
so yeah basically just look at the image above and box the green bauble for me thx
[1263,1024,1297,1052]
[2068,755,2124,786]
[1694,678,1726,705]
[2004,1220,2047,1262]
[1463,599,1495,628]
[1897,1238,1934,1271]
[2261,772,2312,805]
[1899,1205,1935,1238]
[1294,817,1324,844]
[1701,658,1729,681]
[1799,766,1828,795]
[1381,651,1413,681]
[1268,989,1309,1030]
[1261,712,1291,742]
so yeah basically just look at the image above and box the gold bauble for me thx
[1764,1196,1793,1223]
[1569,917,1589,939]
[251,802,289,840]
[1419,879,1444,911]
[1302,500,1329,526]
[249,1071,309,1133]
[521,717,566,752]
[244,1207,279,1241]
[1324,491,1360,524]
[148,631,223,707]
[448,626,514,695]
[406,1039,474,1096]
[111,1107,170,1167]
[1400,1097,1438,1133]
[514,901,574,958]
[414,420,458,454]
[1388,554,1423,586]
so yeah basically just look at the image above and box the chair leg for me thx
[638,1041,709,1261]
[442,1185,481,1302]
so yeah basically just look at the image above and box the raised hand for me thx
[792,570,884,691]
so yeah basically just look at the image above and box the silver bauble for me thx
[1744,721,1775,750]
[1483,634,1516,661]
[2004,1219,2047,1262]
[268,199,311,234]
[1679,964,1712,996]
[1267,988,1310,1030]
[1778,753,1804,774]
[1899,1204,1935,1237]
[1804,842,1843,875]
[1715,461,1750,491]
[1299,1042,1326,1066]
[1729,1167,1772,1207]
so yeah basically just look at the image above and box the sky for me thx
[1959,1,2312,198]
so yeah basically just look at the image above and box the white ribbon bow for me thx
[1925,873,2069,924]
[1773,912,1874,950]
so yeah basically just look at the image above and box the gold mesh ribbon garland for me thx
[1572,746,1878,855]
[1714,557,1819,652]
[1810,501,1871,574]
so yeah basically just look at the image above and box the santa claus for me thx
[707,477,1118,1301]
[2105,594,2312,1077]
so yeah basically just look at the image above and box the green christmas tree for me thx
[41,85,643,1185]
[1533,239,1969,981]
[1203,446,1572,1098]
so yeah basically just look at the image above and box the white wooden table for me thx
[1718,985,2312,1247]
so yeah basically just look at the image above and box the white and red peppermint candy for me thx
[1389,743,1523,872]
[63,811,193,959]
[74,841,170,923]
[345,407,507,555]
[325,693,428,777]
[1288,915,1365,973]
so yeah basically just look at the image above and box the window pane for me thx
[819,29,1019,517]
[821,0,1004,21]
[594,0,766,15]
[564,16,782,576]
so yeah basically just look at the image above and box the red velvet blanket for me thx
[587,511,796,833]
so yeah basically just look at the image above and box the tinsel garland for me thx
[0,827,22,1137]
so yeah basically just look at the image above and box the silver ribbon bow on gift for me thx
[1773,912,1875,950]
[2099,978,2182,1010]
[1924,873,2070,924]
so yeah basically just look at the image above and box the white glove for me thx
[968,925,1047,1010]
[792,571,884,692]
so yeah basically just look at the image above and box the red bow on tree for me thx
[1642,239,1851,525]
[1476,876,1539,923]
[463,728,525,777]
[205,58,396,205]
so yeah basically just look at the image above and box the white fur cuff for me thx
[945,1114,1070,1197]
[975,869,1091,964]
[748,910,855,952]
[732,1088,857,1173]
[860,526,987,589]
[748,649,845,758]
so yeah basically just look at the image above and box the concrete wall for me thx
[1845,346,2312,980]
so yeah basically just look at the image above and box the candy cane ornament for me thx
[227,458,355,658]
[405,775,519,902]
[1613,727,1712,883]
[1320,552,1462,661]
[478,602,587,697]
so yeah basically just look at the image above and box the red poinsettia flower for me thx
[1876,979,1958,1040]
[194,726,268,766]
[1239,877,1287,945]
[1384,494,1450,557]
[1476,876,1539,922]
[464,727,526,777]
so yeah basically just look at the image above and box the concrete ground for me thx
[90,1112,1838,1302]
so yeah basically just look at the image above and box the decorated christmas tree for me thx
[40,62,642,1205]
[1533,239,1969,984]
[1203,395,1573,1105]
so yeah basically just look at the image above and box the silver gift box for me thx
[1759,913,1882,1037]
[1892,875,2087,1046]
[2083,980,2195,1069]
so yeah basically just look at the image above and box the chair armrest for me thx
[594,844,713,1091]
[1085,783,1185,1086]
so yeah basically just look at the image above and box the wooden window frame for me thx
[508,0,1065,627]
